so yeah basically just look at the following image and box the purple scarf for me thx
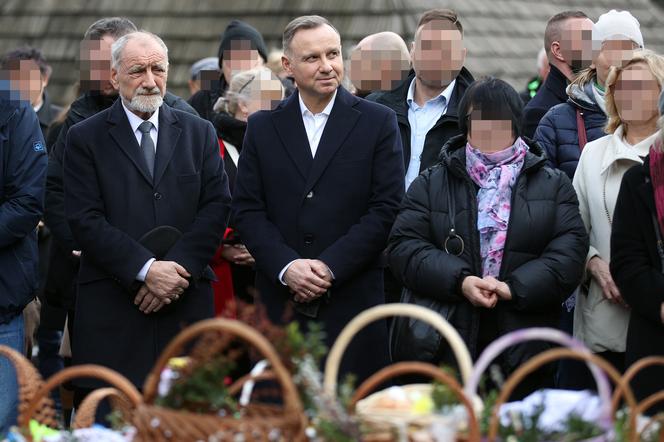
[466,138,529,277]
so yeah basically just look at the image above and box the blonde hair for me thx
[605,49,664,134]
[215,66,282,115]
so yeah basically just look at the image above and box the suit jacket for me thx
[63,99,231,387]
[232,87,405,382]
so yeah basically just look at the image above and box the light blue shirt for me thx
[405,78,455,190]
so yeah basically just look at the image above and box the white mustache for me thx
[136,87,160,96]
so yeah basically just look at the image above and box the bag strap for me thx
[576,109,588,151]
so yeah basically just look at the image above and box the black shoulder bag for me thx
[389,170,464,363]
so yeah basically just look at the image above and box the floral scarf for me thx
[466,138,529,277]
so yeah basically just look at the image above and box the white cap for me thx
[593,10,644,48]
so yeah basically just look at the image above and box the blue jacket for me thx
[0,91,47,324]
[534,81,607,179]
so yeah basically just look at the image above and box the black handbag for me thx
[389,169,464,363]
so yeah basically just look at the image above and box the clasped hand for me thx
[284,259,332,303]
[461,275,512,308]
[134,260,190,314]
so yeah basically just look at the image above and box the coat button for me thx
[306,191,314,199]
[154,192,162,200]
[304,234,314,245]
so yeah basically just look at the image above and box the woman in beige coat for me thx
[572,50,664,387]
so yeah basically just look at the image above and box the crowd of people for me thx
[1,6,663,433]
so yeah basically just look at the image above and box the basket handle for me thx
[142,318,304,417]
[73,387,135,429]
[349,361,480,442]
[323,304,473,396]
[465,328,604,400]
[20,365,143,429]
[629,391,664,442]
[612,356,664,412]
[486,347,637,442]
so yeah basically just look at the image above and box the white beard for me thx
[126,88,164,113]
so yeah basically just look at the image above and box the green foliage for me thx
[156,355,238,414]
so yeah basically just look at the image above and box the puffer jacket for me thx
[387,134,588,376]
[534,81,607,179]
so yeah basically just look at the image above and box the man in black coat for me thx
[63,31,230,389]
[366,9,474,305]
[366,9,473,192]
[521,11,593,139]
[233,15,404,382]
[44,17,196,332]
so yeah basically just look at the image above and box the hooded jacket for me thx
[387,134,588,376]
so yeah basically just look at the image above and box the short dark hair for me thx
[458,77,524,137]
[544,11,589,55]
[0,46,50,77]
[416,9,463,35]
[282,15,340,55]
[83,17,137,41]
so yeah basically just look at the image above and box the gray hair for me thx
[111,31,169,71]
[83,17,137,41]
[282,15,340,55]
[216,66,282,115]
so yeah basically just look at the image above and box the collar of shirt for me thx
[406,77,456,112]
[33,101,43,113]
[298,89,337,118]
[121,100,160,135]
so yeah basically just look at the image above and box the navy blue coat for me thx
[0,92,47,325]
[233,87,405,382]
[521,64,569,140]
[63,99,230,387]
[534,82,607,179]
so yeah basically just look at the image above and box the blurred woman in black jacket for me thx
[611,89,664,410]
[387,78,588,395]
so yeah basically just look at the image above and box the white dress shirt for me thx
[278,91,338,284]
[121,101,160,281]
[298,90,337,157]
[404,78,455,190]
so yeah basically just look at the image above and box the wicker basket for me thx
[485,347,637,442]
[323,304,475,442]
[614,356,664,442]
[135,317,308,442]
[0,345,51,429]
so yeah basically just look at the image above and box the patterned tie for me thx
[138,120,155,177]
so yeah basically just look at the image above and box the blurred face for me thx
[238,76,285,119]
[349,47,410,92]
[222,40,263,83]
[467,108,516,153]
[411,21,466,88]
[559,17,594,73]
[7,59,44,106]
[80,35,116,95]
[612,63,661,126]
[594,39,639,86]
[282,24,343,101]
[111,36,168,116]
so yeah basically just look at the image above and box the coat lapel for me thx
[153,104,181,187]
[304,88,361,191]
[107,99,154,186]
[271,92,313,179]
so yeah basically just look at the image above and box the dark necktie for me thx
[138,120,155,177]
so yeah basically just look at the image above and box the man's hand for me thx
[660,302,664,325]
[134,285,168,314]
[284,259,332,303]
[220,244,255,266]
[587,256,628,307]
[461,276,498,308]
[145,260,190,300]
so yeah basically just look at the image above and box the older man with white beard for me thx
[63,31,231,393]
